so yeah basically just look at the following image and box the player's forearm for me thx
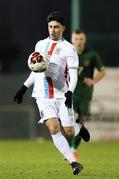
[68,68,78,92]
[24,72,34,88]
[93,68,106,84]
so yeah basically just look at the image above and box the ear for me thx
[63,26,66,31]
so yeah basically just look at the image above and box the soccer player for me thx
[70,30,106,160]
[13,12,90,175]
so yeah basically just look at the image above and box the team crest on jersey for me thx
[54,47,61,55]
[84,60,90,66]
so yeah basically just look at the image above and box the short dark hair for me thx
[47,11,66,26]
[72,29,85,34]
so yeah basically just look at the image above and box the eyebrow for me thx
[49,25,60,28]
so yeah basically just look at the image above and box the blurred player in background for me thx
[13,12,90,175]
[70,30,106,160]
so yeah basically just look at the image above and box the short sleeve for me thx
[93,51,104,71]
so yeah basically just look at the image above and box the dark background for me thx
[0,0,119,73]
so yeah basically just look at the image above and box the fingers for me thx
[13,96,22,104]
[65,99,72,108]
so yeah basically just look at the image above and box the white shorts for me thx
[36,98,74,127]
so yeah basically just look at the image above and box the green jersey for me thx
[74,48,104,100]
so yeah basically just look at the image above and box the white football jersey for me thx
[24,37,78,98]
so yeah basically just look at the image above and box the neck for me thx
[77,46,85,55]
[49,36,63,42]
[77,49,83,55]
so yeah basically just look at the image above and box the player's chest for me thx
[80,54,93,67]
[41,42,66,65]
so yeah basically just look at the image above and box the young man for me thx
[13,12,90,175]
[70,30,106,160]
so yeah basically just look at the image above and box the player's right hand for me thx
[13,85,27,104]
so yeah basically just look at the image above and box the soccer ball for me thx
[28,52,49,72]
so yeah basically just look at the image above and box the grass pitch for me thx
[0,140,119,179]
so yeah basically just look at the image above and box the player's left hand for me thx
[83,78,94,86]
[64,90,73,108]
[13,85,27,104]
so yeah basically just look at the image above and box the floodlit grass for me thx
[0,140,119,179]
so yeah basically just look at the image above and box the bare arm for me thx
[84,68,106,87]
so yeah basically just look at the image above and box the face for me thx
[48,21,65,41]
[71,32,86,54]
